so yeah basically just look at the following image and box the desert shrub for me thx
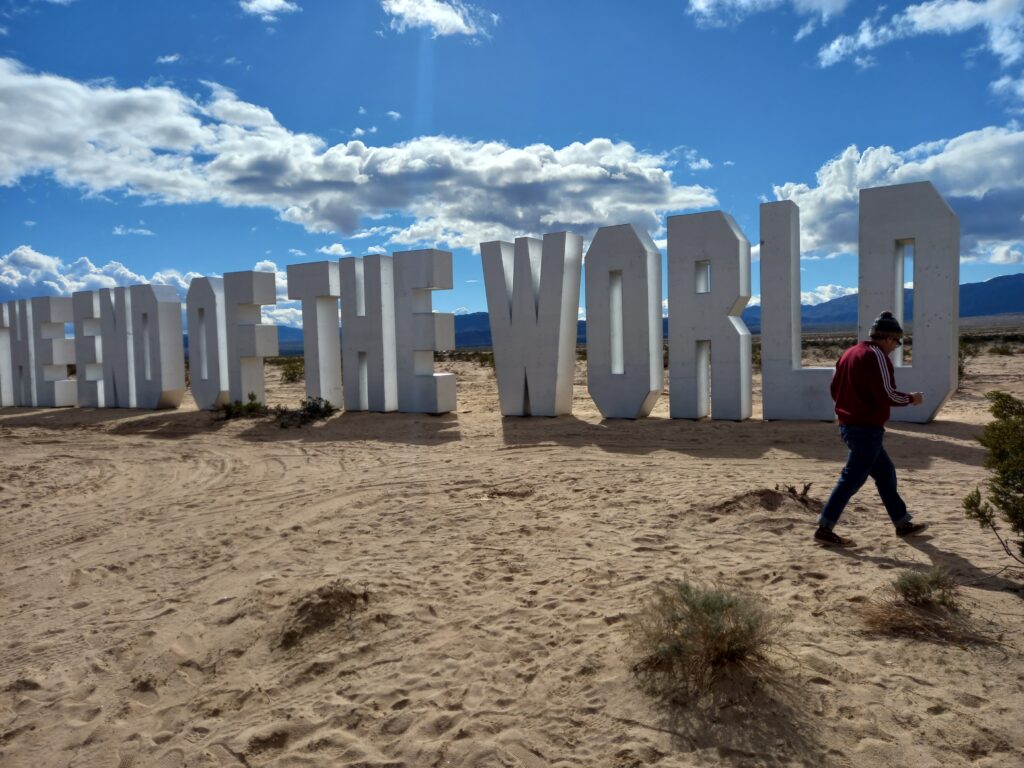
[989,342,1015,356]
[963,391,1024,565]
[214,393,269,420]
[892,567,958,609]
[275,397,337,428]
[860,568,990,642]
[958,339,979,382]
[436,350,494,367]
[279,357,305,383]
[751,342,761,371]
[629,580,775,697]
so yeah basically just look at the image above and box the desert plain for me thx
[1,339,1023,768]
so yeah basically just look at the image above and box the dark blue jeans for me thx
[819,425,911,529]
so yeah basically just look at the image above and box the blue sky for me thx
[1,0,1023,325]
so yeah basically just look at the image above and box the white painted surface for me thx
[72,291,105,408]
[224,270,279,404]
[759,201,835,420]
[339,255,398,412]
[130,284,185,409]
[0,303,15,406]
[667,211,752,421]
[99,287,135,408]
[186,277,230,410]
[585,224,662,419]
[481,232,583,416]
[858,181,959,424]
[30,296,76,407]
[393,249,456,414]
[1,301,32,406]
[288,260,343,406]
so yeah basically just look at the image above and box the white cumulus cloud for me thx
[240,0,300,23]
[801,284,857,304]
[772,125,1024,264]
[155,53,181,64]
[113,224,155,236]
[688,0,853,27]
[381,0,497,37]
[818,0,1024,68]
[316,243,351,256]
[0,58,717,254]
[0,244,200,301]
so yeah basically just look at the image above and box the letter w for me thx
[481,233,582,416]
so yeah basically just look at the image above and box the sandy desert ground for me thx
[1,345,1023,768]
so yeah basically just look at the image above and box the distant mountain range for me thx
[273,272,1024,352]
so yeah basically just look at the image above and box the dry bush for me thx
[892,567,958,608]
[861,568,990,643]
[279,357,305,383]
[629,580,776,699]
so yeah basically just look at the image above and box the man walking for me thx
[815,311,928,547]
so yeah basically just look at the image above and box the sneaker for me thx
[895,521,928,538]
[814,526,851,547]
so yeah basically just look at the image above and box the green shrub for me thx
[275,396,337,428]
[958,339,979,382]
[629,580,775,697]
[892,567,959,609]
[963,391,1024,565]
[280,358,305,383]
[214,392,269,420]
[989,342,1015,356]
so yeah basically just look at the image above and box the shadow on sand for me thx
[629,666,825,768]
[499,415,987,469]
[830,535,1024,596]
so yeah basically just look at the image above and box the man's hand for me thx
[910,392,924,405]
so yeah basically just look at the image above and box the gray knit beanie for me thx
[870,311,904,337]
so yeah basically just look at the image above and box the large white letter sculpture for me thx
[99,287,135,407]
[187,277,230,410]
[0,303,12,407]
[288,261,343,406]
[1,300,33,406]
[759,201,834,420]
[667,211,751,420]
[224,270,278,404]
[859,181,959,423]
[30,296,76,407]
[339,255,398,412]
[393,249,455,414]
[130,284,185,409]
[586,224,662,419]
[72,291,105,407]
[481,232,583,416]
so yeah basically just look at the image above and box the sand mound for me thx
[278,581,369,650]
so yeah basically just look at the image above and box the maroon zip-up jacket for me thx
[831,341,912,427]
